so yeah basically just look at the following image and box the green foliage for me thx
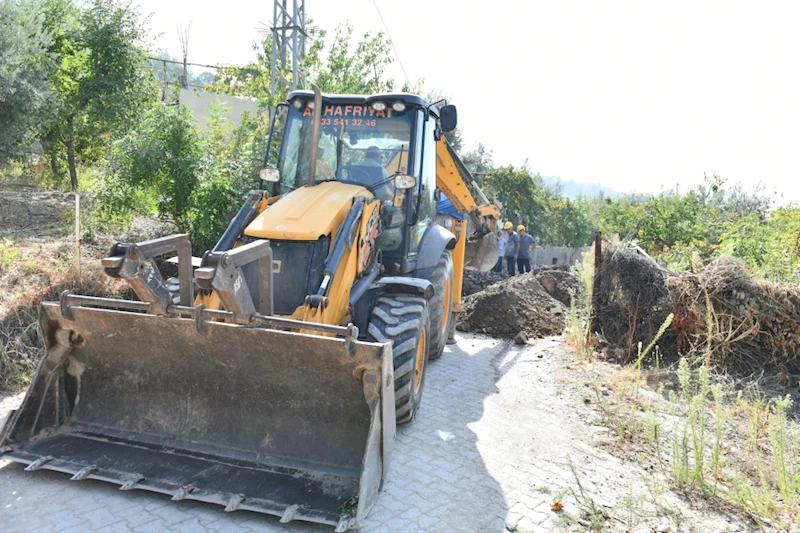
[100,105,204,231]
[593,173,798,282]
[41,0,157,190]
[0,0,53,162]
[462,143,494,179]
[98,101,263,253]
[479,164,595,246]
[210,21,397,106]
[0,239,21,270]
[546,196,596,247]
[718,207,800,282]
[482,165,549,238]
[566,251,594,357]
[312,22,395,94]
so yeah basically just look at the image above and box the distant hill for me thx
[541,176,621,200]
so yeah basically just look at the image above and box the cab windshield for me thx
[277,103,413,203]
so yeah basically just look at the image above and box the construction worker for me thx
[493,228,507,272]
[356,146,389,176]
[517,225,536,273]
[354,145,392,198]
[503,221,520,276]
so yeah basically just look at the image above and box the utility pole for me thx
[269,0,307,100]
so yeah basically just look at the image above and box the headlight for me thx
[292,99,303,109]
[371,101,386,112]
[259,167,281,182]
[393,174,417,190]
[392,102,406,112]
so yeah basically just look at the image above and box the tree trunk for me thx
[41,136,61,180]
[49,148,60,179]
[66,139,78,191]
[59,120,79,191]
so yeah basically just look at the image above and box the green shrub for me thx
[95,101,265,253]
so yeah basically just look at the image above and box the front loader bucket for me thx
[464,231,500,272]
[1,300,394,531]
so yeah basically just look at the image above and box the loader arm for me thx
[434,138,502,312]
[435,138,501,233]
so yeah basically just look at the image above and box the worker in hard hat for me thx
[517,225,536,274]
[503,221,520,276]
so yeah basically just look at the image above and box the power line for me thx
[372,0,411,88]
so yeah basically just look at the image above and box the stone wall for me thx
[530,246,591,267]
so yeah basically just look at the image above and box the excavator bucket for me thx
[464,231,500,272]
[0,298,395,531]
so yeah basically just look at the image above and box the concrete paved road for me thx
[1,333,513,533]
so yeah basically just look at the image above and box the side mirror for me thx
[440,105,457,132]
[393,174,417,190]
[259,167,280,183]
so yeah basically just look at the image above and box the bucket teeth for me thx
[24,456,53,471]
[120,477,145,491]
[279,504,300,523]
[224,494,245,512]
[335,516,356,532]
[70,466,97,481]
[171,486,195,501]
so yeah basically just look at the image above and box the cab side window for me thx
[408,114,437,254]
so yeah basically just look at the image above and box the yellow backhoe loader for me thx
[0,86,500,530]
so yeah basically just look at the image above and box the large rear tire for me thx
[367,294,430,424]
[427,251,454,360]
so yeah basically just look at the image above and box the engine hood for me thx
[244,181,371,241]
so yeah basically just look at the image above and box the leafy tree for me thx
[311,22,396,94]
[461,143,494,181]
[545,197,595,247]
[210,21,399,106]
[99,101,264,252]
[482,165,550,240]
[101,105,204,231]
[43,0,157,190]
[0,0,53,162]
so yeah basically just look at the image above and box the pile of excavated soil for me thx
[462,270,509,296]
[534,266,577,306]
[462,265,578,307]
[457,272,566,339]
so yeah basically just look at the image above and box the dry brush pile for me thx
[594,243,800,378]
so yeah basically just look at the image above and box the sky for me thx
[137,0,800,205]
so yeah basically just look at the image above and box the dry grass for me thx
[0,240,129,391]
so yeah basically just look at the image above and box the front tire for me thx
[427,251,455,360]
[367,294,430,424]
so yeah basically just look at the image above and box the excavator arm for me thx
[434,137,502,319]
[435,139,501,234]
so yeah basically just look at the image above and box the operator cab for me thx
[262,90,457,272]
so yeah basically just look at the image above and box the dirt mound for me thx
[532,266,577,306]
[462,270,509,296]
[457,272,566,338]
[462,266,577,307]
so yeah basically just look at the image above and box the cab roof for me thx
[286,90,441,117]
